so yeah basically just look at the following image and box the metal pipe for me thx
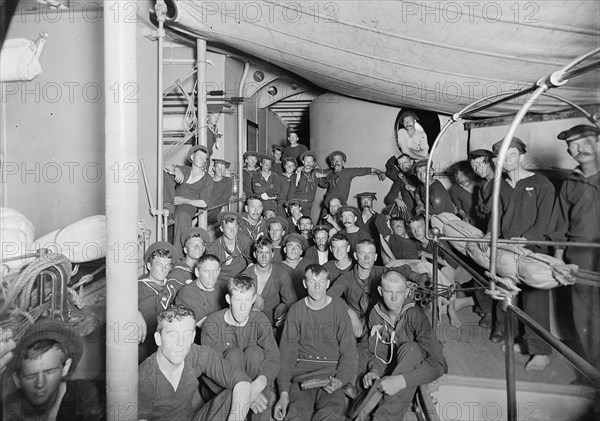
[156,0,167,241]
[507,304,600,387]
[197,38,207,147]
[561,59,600,81]
[104,1,139,418]
[541,92,600,128]
[555,48,600,78]
[237,62,250,211]
[488,85,549,283]
[503,306,517,421]
[460,85,538,119]
[456,89,528,120]
[431,230,440,328]
[433,235,600,248]
[1,89,7,205]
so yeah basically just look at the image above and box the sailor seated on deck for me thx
[167,227,210,289]
[200,274,282,421]
[2,319,103,421]
[206,211,253,284]
[274,264,358,421]
[138,241,181,362]
[265,216,288,263]
[375,216,420,263]
[138,305,253,421]
[163,145,214,254]
[351,271,446,421]
[238,195,268,242]
[241,237,298,329]
[327,239,429,340]
[174,254,227,333]
[207,158,233,226]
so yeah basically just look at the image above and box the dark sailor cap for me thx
[492,137,527,154]
[557,125,600,143]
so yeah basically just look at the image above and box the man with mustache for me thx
[549,125,600,380]
[396,111,429,159]
[291,151,321,216]
[318,150,385,205]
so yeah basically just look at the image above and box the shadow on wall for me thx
[394,108,442,151]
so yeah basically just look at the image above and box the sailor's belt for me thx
[297,354,339,363]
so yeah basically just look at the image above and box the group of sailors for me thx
[1,119,598,420]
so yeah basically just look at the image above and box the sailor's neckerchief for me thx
[370,300,416,365]
[140,278,177,311]
[241,214,265,240]
[219,236,251,265]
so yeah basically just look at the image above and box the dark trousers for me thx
[192,388,235,421]
[566,246,600,371]
[371,342,422,421]
[164,171,197,254]
[286,382,345,421]
[285,361,345,421]
[520,287,552,355]
[203,345,271,421]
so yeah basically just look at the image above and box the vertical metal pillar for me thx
[104,2,138,419]
[197,39,207,147]
[237,62,249,211]
[431,229,440,329]
[155,0,167,241]
[503,304,517,420]
[491,85,549,421]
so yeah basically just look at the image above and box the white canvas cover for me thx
[163,1,599,116]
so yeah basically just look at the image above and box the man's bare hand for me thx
[394,197,408,213]
[479,233,491,253]
[322,377,342,394]
[174,196,189,206]
[363,372,380,389]
[274,392,289,421]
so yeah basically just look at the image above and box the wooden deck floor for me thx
[439,307,579,385]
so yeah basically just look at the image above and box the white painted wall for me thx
[2,9,105,237]
[309,94,462,219]
[468,117,590,171]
